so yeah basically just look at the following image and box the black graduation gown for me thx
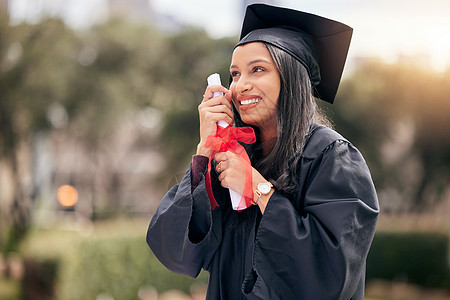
[147,125,379,300]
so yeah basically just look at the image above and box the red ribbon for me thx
[204,125,256,211]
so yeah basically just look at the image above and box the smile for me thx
[239,98,261,106]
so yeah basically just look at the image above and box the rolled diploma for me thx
[207,73,242,210]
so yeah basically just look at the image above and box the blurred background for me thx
[0,0,449,299]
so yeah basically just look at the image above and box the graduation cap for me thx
[236,4,353,103]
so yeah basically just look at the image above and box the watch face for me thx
[258,183,271,194]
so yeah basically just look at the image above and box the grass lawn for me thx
[0,277,20,300]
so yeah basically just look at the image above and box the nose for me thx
[235,75,252,95]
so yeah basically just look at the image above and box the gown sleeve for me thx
[146,159,221,278]
[242,135,379,299]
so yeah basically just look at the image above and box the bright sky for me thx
[152,0,450,72]
[8,0,450,72]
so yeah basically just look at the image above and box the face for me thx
[229,42,280,131]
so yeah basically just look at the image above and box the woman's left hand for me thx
[215,151,273,213]
[214,151,267,195]
[214,151,249,195]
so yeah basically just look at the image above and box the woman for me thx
[147,4,379,300]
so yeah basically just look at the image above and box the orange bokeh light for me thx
[57,185,78,207]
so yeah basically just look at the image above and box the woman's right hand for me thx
[196,85,234,157]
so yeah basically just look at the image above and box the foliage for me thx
[156,29,236,180]
[332,62,450,212]
[0,16,234,252]
[0,278,21,300]
[20,222,208,300]
[367,231,450,289]
[2,8,450,255]
[19,222,450,299]
[58,236,208,300]
[64,20,164,146]
[22,258,59,299]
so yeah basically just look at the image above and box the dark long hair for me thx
[233,43,331,197]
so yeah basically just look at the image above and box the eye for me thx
[230,71,240,78]
[252,66,265,73]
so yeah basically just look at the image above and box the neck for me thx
[260,125,278,156]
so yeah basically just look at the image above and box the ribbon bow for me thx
[204,125,256,211]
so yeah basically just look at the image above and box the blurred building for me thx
[31,108,166,223]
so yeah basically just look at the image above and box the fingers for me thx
[214,152,233,173]
[201,87,232,111]
[198,97,234,125]
[196,84,234,156]
[215,153,228,173]
[214,152,248,194]
[214,152,228,163]
[202,85,232,111]
[217,160,230,185]
[199,108,234,127]
[216,161,224,173]
[200,84,234,123]
[203,85,229,101]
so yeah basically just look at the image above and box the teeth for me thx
[240,98,261,105]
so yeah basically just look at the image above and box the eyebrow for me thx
[230,59,272,69]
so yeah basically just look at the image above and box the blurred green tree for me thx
[332,61,450,212]
[156,28,235,182]
[0,17,82,251]
[62,20,165,216]
[3,10,448,255]
[0,16,235,251]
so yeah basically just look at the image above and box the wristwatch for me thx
[257,182,273,195]
[253,182,273,205]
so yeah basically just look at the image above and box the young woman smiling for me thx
[147,4,379,299]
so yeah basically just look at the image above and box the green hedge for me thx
[57,236,208,300]
[367,231,450,289]
[21,227,450,299]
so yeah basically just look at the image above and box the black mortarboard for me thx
[236,4,353,103]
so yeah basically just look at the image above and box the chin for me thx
[240,114,259,127]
